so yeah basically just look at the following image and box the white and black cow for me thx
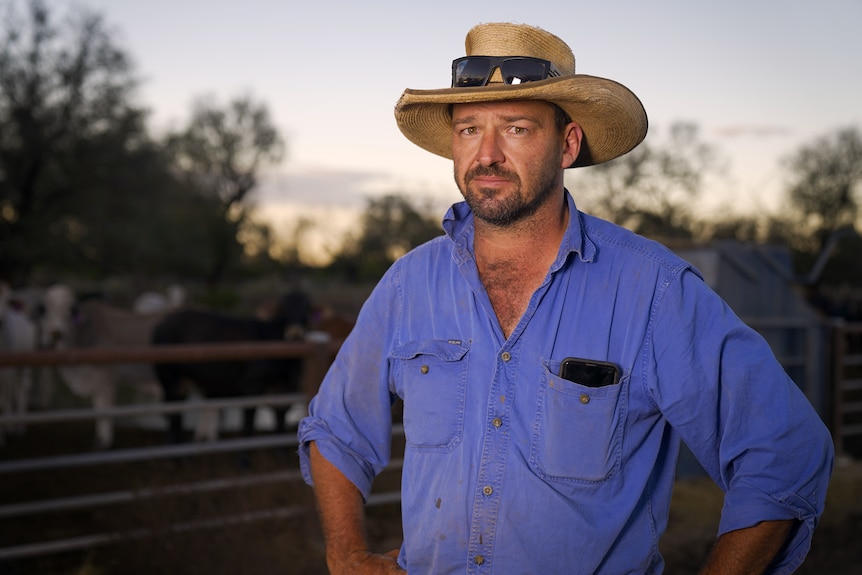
[151,290,313,445]
[38,284,169,449]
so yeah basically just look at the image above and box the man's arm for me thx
[699,519,794,575]
[308,441,405,575]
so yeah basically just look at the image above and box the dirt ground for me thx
[1,421,860,575]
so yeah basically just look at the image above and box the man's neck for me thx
[473,194,569,263]
[472,196,569,338]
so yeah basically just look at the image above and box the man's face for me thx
[451,100,578,227]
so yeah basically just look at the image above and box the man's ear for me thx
[561,122,584,169]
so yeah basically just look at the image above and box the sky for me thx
[74,0,862,257]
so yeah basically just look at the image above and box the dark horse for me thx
[151,290,313,444]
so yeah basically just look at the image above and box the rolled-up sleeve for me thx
[646,268,834,573]
[298,270,401,501]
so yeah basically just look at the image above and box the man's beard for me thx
[457,163,559,228]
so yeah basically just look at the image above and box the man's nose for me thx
[476,130,505,166]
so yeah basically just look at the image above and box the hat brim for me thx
[394,74,648,168]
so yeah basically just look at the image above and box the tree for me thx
[571,122,723,241]
[782,126,862,253]
[329,193,443,281]
[165,94,286,285]
[0,0,150,282]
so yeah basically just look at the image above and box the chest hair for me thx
[479,257,549,339]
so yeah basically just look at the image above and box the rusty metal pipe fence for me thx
[0,340,405,563]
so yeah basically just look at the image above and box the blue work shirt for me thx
[299,191,833,574]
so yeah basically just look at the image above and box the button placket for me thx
[468,348,515,572]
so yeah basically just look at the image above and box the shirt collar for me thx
[442,189,596,266]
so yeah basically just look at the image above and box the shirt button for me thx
[492,417,503,428]
[501,351,511,362]
[420,365,429,374]
[482,485,493,496]
[474,555,485,565]
[580,393,590,404]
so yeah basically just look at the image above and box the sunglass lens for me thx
[454,57,492,87]
[500,59,548,85]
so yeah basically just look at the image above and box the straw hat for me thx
[394,22,648,168]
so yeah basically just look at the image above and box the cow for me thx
[133,284,187,314]
[37,284,169,449]
[151,290,313,445]
[0,282,38,444]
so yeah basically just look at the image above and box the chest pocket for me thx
[530,364,627,483]
[390,339,470,452]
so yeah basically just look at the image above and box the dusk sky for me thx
[75,0,862,256]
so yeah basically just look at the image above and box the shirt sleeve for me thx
[297,267,402,501]
[645,267,834,573]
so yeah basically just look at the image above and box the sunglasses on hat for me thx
[451,56,561,88]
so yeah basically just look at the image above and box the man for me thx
[298,22,833,574]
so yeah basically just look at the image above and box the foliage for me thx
[782,126,862,253]
[0,1,286,287]
[164,94,286,285]
[0,0,146,282]
[571,122,723,241]
[328,194,443,281]
[165,94,285,210]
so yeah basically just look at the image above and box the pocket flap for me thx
[390,339,470,361]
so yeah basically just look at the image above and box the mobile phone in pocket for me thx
[558,357,621,388]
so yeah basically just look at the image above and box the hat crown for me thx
[465,23,576,76]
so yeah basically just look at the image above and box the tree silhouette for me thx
[0,0,148,282]
[571,122,723,242]
[164,94,286,285]
[329,194,442,281]
[783,126,862,253]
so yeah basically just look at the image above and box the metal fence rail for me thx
[0,430,299,474]
[1,317,849,565]
[0,340,338,367]
[0,339,404,564]
[0,391,305,427]
[833,322,862,457]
